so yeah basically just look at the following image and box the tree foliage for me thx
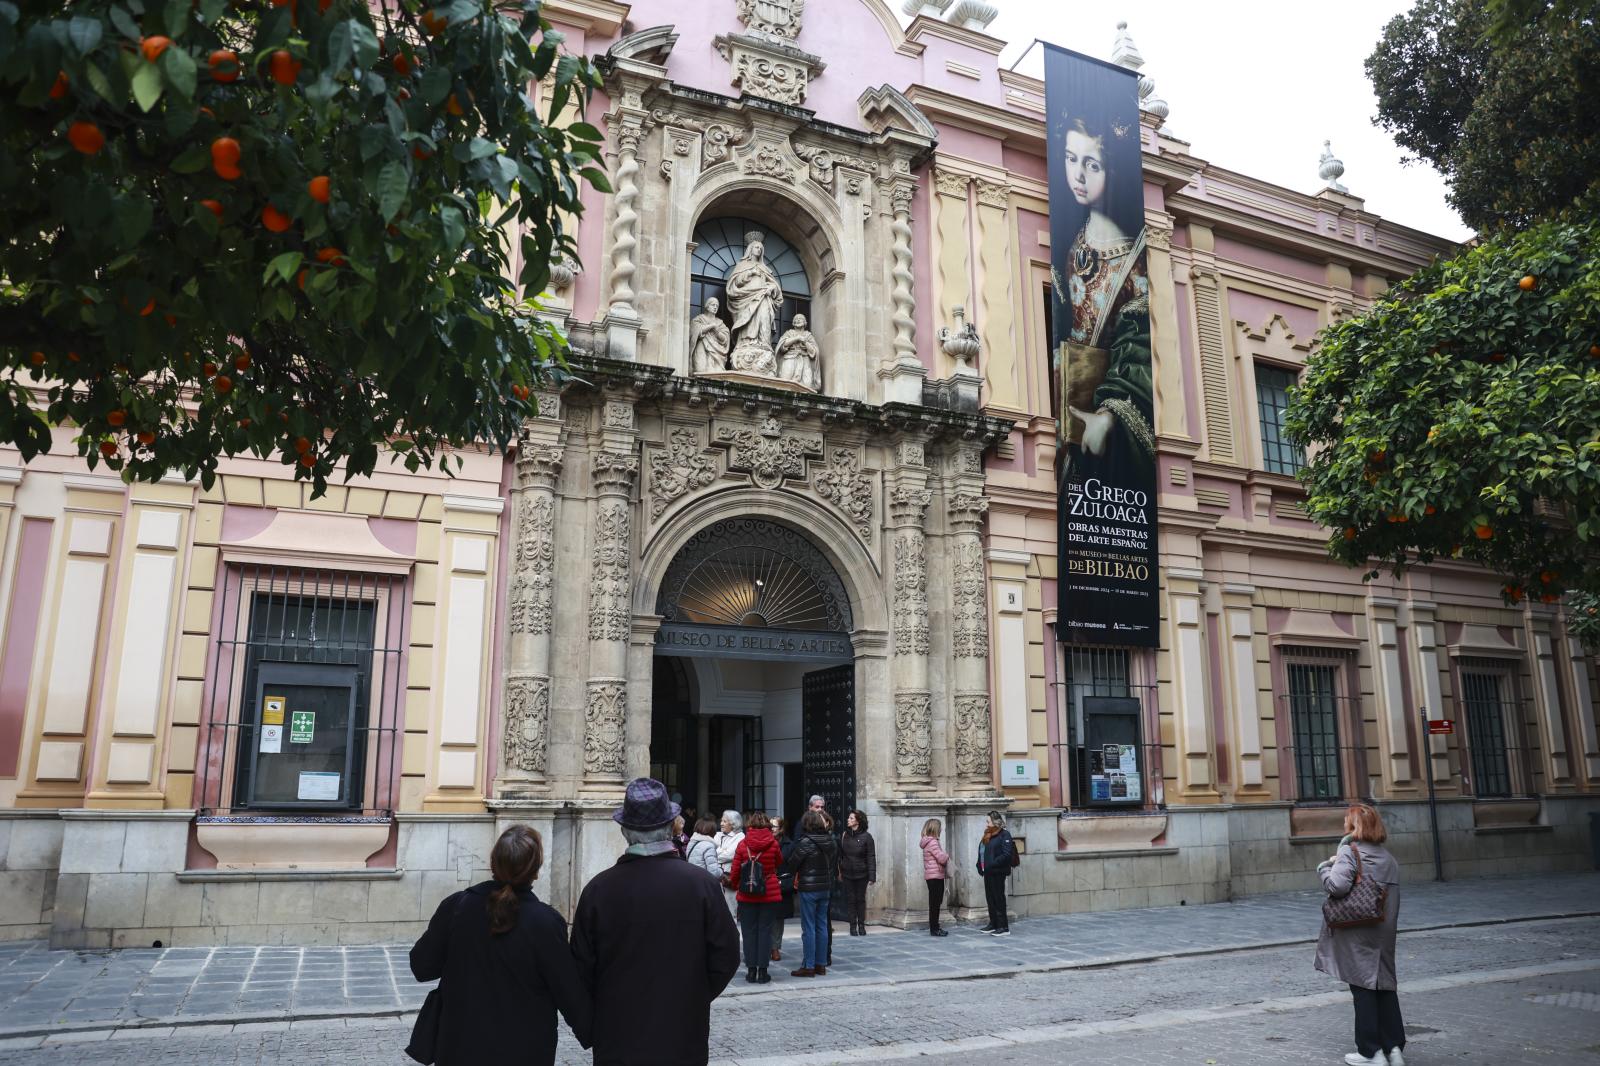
[1366,0,1600,231]
[0,0,606,494]
[1286,207,1600,624]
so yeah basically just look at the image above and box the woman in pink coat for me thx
[919,818,950,936]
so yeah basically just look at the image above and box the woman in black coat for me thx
[837,809,876,936]
[976,810,1015,936]
[409,825,591,1065]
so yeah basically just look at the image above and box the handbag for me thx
[1321,843,1388,929]
[404,988,442,1064]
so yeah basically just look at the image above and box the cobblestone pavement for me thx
[0,915,1594,1063]
[2,870,1596,1040]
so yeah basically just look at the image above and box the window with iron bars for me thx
[1255,363,1304,476]
[1458,660,1519,798]
[1056,646,1161,809]
[196,565,408,816]
[1276,645,1364,803]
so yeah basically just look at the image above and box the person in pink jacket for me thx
[919,818,950,936]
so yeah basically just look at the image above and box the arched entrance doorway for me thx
[649,517,855,829]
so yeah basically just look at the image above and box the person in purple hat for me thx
[571,777,740,1066]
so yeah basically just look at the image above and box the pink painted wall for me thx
[0,519,52,778]
[1213,234,1324,285]
[1227,291,1320,343]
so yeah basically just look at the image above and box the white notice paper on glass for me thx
[259,724,283,754]
[297,771,341,801]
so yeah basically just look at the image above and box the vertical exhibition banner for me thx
[1045,44,1159,647]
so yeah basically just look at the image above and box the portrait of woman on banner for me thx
[1051,111,1154,489]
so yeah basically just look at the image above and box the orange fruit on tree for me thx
[1590,344,1600,359]
[296,268,308,290]
[307,175,330,203]
[107,409,127,427]
[209,50,241,82]
[211,137,242,179]
[99,440,118,458]
[269,49,301,87]
[293,436,312,453]
[411,144,432,161]
[1424,504,1437,516]
[233,352,251,371]
[318,0,333,9]
[68,121,104,155]
[238,417,252,428]
[202,361,218,378]
[67,350,80,362]
[1540,570,1557,584]
[1488,352,1506,363]
[214,375,233,394]
[315,246,345,266]
[1342,527,1357,541]
[28,351,45,366]
[136,430,156,446]
[139,297,155,316]
[421,9,447,35]
[164,313,176,327]
[140,36,172,62]
[445,92,464,116]
[1474,523,1494,540]
[199,198,224,220]
[298,451,317,468]
[1369,449,1386,463]
[49,71,69,99]
[393,53,412,77]
[261,204,292,232]
[1518,274,1536,290]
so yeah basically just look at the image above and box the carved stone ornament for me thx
[953,692,993,780]
[888,484,932,526]
[587,501,632,642]
[950,538,989,658]
[938,305,981,372]
[892,531,929,656]
[650,427,719,519]
[974,179,1009,209]
[934,171,971,198]
[793,142,873,190]
[592,450,639,496]
[741,142,797,183]
[736,0,805,39]
[812,448,873,538]
[730,49,809,107]
[947,491,989,532]
[947,447,982,477]
[894,691,933,782]
[714,417,822,490]
[704,123,746,166]
[515,441,563,491]
[583,679,627,778]
[897,440,926,469]
[502,673,550,775]
[603,400,636,431]
[508,494,556,635]
[1146,224,1173,252]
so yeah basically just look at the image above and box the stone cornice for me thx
[540,0,629,36]
[904,14,1006,56]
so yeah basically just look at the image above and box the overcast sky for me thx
[976,0,1474,242]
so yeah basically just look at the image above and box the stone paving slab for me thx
[0,870,1594,1040]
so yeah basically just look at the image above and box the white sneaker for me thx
[1387,1050,1405,1066]
[1343,1054,1384,1065]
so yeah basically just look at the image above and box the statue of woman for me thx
[776,313,820,391]
[688,296,731,374]
[725,233,782,375]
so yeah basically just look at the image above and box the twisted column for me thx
[607,123,643,320]
[889,183,918,364]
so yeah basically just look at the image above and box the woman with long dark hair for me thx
[408,825,591,1065]
[837,809,876,936]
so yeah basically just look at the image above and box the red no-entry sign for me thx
[1427,719,1455,735]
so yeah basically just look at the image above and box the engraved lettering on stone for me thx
[812,447,873,538]
[714,417,821,490]
[587,502,632,641]
[650,428,719,519]
[954,693,993,780]
[893,532,929,656]
[583,679,627,777]
[894,691,933,782]
[503,673,550,774]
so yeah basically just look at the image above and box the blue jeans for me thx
[798,890,831,968]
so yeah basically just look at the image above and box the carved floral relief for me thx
[894,691,933,782]
[502,673,551,775]
[649,428,719,519]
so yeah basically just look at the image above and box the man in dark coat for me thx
[572,777,740,1066]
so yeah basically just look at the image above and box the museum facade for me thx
[1,0,1597,948]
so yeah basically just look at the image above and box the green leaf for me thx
[84,60,116,103]
[418,65,450,105]
[160,44,196,100]
[163,0,188,38]
[579,167,612,193]
[327,19,354,74]
[375,160,408,221]
[169,144,210,173]
[440,204,464,251]
[108,6,139,41]
[131,60,163,111]
[264,251,304,284]
[67,16,101,55]
[348,21,379,69]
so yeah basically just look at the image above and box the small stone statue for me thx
[688,296,731,374]
[726,232,781,376]
[776,313,820,391]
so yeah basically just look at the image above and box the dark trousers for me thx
[926,878,945,931]
[738,901,776,970]
[842,876,868,925]
[983,872,1009,930]
[1350,985,1404,1057]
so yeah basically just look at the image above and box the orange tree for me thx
[0,0,607,494]
[1285,206,1600,641]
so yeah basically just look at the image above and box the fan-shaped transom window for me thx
[657,518,851,633]
[690,217,812,348]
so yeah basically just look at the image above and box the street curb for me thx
[2,909,1596,1042]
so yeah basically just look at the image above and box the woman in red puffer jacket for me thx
[728,812,783,985]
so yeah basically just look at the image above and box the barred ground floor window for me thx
[1456,658,1530,798]
[1274,645,1366,803]
[196,564,408,816]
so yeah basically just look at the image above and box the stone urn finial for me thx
[948,0,999,31]
[1319,139,1348,193]
[1112,21,1168,123]
[902,0,954,15]
[939,305,982,372]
